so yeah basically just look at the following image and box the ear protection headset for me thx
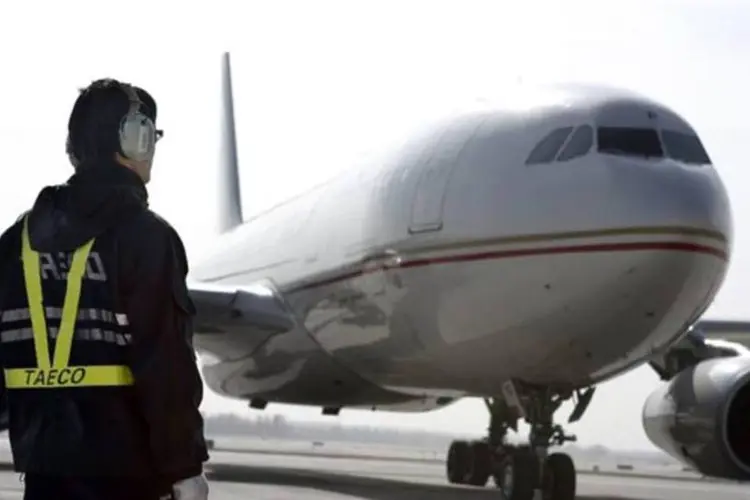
[117,82,158,163]
[66,80,158,167]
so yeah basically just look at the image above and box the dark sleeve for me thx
[121,215,209,483]
[0,221,20,424]
[0,221,19,415]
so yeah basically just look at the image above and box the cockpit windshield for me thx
[525,127,573,165]
[524,125,593,165]
[596,126,711,165]
[660,130,711,165]
[597,127,663,158]
[525,123,712,166]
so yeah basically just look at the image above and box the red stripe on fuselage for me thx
[289,240,726,293]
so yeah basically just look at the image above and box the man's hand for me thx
[173,474,209,500]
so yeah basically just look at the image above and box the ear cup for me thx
[117,84,156,162]
[119,112,156,162]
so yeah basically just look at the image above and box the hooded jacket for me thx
[0,162,208,484]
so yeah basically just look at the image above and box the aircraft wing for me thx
[692,319,750,349]
[187,280,297,336]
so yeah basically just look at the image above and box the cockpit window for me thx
[556,125,593,162]
[525,127,573,165]
[597,127,663,159]
[661,130,711,165]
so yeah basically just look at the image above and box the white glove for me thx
[172,473,209,500]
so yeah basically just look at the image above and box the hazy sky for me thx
[2,0,749,451]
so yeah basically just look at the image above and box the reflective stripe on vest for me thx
[3,217,134,389]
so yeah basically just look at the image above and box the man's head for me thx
[66,78,163,184]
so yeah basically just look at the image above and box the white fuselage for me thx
[192,84,731,412]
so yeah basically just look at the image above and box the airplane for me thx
[5,51,750,500]
[182,53,750,499]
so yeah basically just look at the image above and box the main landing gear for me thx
[446,381,595,500]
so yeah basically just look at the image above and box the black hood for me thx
[26,162,148,252]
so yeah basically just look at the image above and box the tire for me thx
[466,440,492,487]
[497,447,538,500]
[543,452,576,500]
[446,440,470,484]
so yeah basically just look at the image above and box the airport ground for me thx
[0,437,745,499]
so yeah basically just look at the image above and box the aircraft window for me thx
[556,125,593,162]
[597,127,663,159]
[661,130,711,165]
[525,127,573,165]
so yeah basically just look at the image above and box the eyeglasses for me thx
[156,129,164,142]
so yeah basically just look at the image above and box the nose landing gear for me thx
[445,382,594,500]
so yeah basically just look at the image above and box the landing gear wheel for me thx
[542,452,576,500]
[466,441,491,486]
[446,440,469,484]
[497,448,538,500]
[446,440,491,486]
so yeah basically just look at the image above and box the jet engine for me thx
[642,355,750,480]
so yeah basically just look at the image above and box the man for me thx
[0,78,209,499]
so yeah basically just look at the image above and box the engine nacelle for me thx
[642,356,750,481]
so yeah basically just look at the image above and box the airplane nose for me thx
[559,156,734,382]
[400,101,736,391]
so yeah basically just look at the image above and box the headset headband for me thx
[120,83,143,119]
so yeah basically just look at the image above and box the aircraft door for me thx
[409,118,477,234]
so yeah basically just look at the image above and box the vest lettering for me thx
[70,368,86,384]
[85,252,107,281]
[39,253,61,281]
[38,251,107,282]
[21,367,88,387]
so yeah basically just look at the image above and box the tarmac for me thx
[0,437,746,499]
